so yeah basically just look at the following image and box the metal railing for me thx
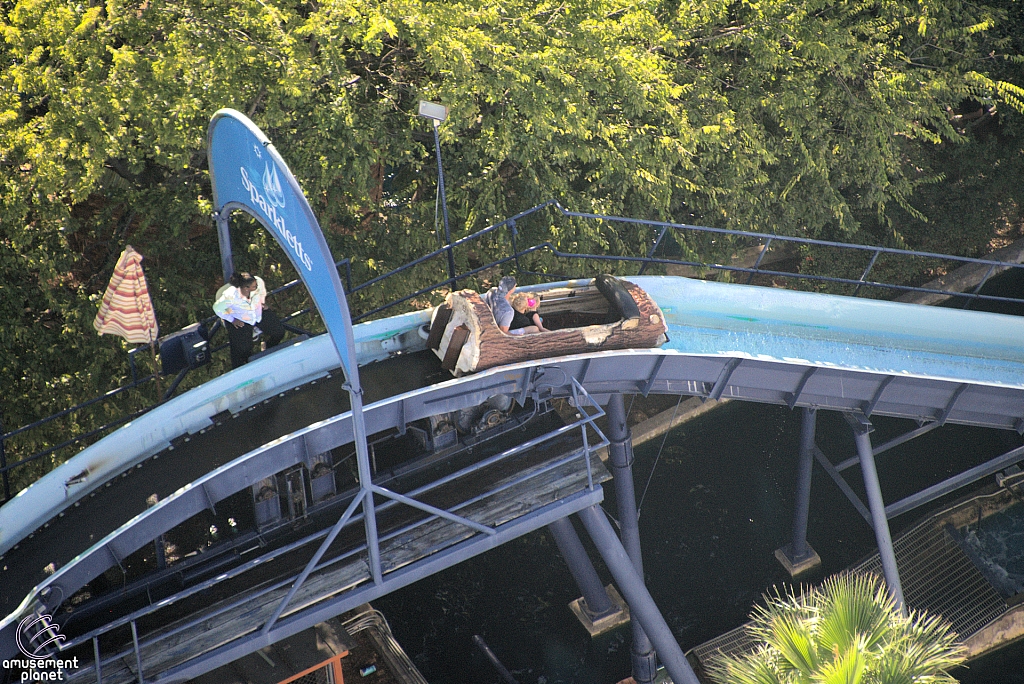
[4,200,1024,503]
[58,380,607,682]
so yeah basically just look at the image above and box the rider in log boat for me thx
[509,292,548,334]
[426,274,668,376]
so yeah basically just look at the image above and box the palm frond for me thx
[816,574,894,654]
[770,613,820,677]
[707,646,788,684]
[812,639,866,684]
[711,572,965,684]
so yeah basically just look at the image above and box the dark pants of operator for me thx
[226,309,285,369]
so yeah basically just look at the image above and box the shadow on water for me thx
[377,400,1021,683]
[377,268,1024,684]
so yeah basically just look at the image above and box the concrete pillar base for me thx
[774,543,822,577]
[615,668,674,684]
[631,644,659,684]
[569,584,632,637]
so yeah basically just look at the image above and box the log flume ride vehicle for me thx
[428,274,668,376]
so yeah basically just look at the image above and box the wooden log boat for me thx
[426,274,669,376]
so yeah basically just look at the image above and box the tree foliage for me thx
[709,573,965,684]
[1,0,1022,488]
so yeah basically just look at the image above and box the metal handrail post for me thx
[93,636,102,684]
[431,120,456,288]
[572,380,595,490]
[963,262,998,310]
[638,226,670,276]
[162,368,189,401]
[745,237,774,284]
[130,620,145,684]
[852,249,881,296]
[508,219,521,274]
[974,261,998,292]
[128,350,139,385]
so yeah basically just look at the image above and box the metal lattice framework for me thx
[3,201,1024,683]
[5,344,1023,681]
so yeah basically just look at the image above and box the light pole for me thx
[418,100,456,287]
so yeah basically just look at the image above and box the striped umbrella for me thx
[93,245,159,343]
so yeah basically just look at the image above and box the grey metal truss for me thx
[8,348,1024,680]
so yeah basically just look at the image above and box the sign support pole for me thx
[213,210,234,283]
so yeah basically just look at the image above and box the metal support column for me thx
[849,417,906,610]
[93,637,102,684]
[775,407,821,575]
[214,210,234,283]
[351,387,382,585]
[548,516,617,618]
[578,505,700,684]
[606,393,656,684]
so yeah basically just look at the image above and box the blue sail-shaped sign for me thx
[207,109,359,389]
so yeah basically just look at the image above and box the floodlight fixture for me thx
[418,100,449,123]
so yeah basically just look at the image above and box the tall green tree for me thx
[709,573,965,684]
[1,0,1021,489]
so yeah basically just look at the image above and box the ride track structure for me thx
[5,276,1024,683]
[4,111,1024,684]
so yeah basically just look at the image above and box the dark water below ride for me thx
[376,401,1024,683]
[376,270,1024,684]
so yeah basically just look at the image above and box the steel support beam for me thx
[884,443,1024,520]
[707,358,741,402]
[791,407,816,559]
[350,388,382,586]
[606,393,656,684]
[848,417,905,610]
[548,517,617,618]
[813,445,871,523]
[141,488,605,683]
[786,367,817,409]
[776,408,821,575]
[262,491,365,635]
[835,421,941,472]
[577,505,700,684]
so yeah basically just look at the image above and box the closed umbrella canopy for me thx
[94,245,159,344]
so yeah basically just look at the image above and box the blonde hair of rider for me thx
[510,293,537,313]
